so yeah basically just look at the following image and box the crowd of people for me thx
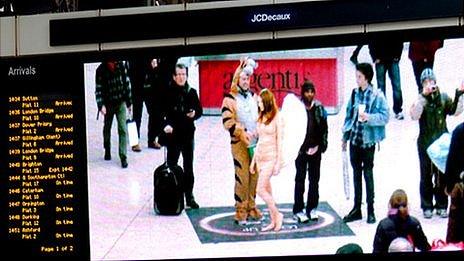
[95,57,203,208]
[93,42,464,248]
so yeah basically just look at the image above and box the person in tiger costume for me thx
[222,58,263,225]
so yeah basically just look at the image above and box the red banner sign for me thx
[198,59,338,110]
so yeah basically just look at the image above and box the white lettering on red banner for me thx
[198,59,338,110]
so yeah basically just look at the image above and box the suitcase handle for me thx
[163,146,167,162]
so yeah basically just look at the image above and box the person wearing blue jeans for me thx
[369,39,404,120]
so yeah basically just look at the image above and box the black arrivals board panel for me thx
[0,57,89,260]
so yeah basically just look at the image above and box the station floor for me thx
[84,40,464,260]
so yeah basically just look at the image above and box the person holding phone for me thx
[410,68,464,219]
[162,63,203,209]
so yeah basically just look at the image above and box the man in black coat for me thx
[444,121,464,243]
[162,63,203,209]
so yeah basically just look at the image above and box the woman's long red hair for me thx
[258,88,278,125]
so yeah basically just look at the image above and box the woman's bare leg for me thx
[257,169,281,231]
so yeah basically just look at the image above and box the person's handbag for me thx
[126,119,139,147]
[427,132,451,173]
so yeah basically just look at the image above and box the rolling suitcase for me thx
[153,150,184,215]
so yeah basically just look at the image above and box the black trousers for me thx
[132,87,157,143]
[293,151,321,214]
[418,145,448,210]
[350,144,375,211]
[167,137,195,197]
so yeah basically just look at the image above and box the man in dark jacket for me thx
[293,80,328,222]
[142,58,164,149]
[369,38,404,120]
[127,57,152,152]
[444,121,464,243]
[162,63,203,209]
[95,60,132,168]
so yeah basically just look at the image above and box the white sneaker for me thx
[309,209,319,220]
[436,209,448,218]
[294,211,309,223]
[395,112,404,120]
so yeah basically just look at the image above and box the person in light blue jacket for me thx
[341,63,390,224]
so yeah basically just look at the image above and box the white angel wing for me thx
[280,93,307,168]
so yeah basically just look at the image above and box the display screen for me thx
[2,37,464,260]
[0,57,89,260]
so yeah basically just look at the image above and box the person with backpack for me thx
[341,63,390,224]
